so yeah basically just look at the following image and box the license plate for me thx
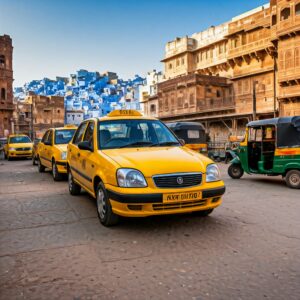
[163,191,202,203]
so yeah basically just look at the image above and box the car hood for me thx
[102,146,212,177]
[55,144,67,152]
[9,142,33,148]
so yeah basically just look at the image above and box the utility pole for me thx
[253,81,258,121]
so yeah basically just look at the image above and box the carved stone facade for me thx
[155,0,300,140]
[0,35,13,137]
[13,95,65,138]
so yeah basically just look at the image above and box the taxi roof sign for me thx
[107,110,143,117]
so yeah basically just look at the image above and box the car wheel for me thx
[7,154,11,161]
[194,208,214,217]
[96,182,119,227]
[228,164,244,179]
[37,157,45,172]
[285,170,300,189]
[52,160,63,181]
[68,169,81,195]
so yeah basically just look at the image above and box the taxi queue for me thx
[4,110,226,226]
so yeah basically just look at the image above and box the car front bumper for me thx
[56,160,67,173]
[106,184,225,217]
[8,150,32,157]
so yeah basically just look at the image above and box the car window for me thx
[98,119,179,149]
[73,122,88,145]
[9,136,32,143]
[83,121,94,143]
[46,130,53,145]
[55,129,76,145]
[41,131,49,143]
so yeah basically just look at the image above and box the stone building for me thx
[0,35,13,137]
[153,0,300,140]
[13,95,65,138]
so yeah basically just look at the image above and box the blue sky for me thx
[0,0,268,86]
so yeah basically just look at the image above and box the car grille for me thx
[153,173,202,188]
[16,147,31,151]
[153,199,207,211]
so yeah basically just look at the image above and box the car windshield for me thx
[98,119,180,150]
[55,129,76,145]
[9,136,31,143]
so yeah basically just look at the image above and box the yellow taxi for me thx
[4,134,33,160]
[67,110,225,226]
[36,125,77,180]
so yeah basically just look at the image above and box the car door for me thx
[38,130,49,165]
[43,129,53,168]
[78,121,95,192]
[68,122,88,182]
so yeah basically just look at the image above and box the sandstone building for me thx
[152,0,300,141]
[13,95,65,139]
[0,35,13,137]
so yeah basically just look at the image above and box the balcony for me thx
[0,102,14,110]
[228,37,273,59]
[279,85,300,99]
[164,37,195,60]
[275,15,300,38]
[278,66,300,83]
[197,97,235,112]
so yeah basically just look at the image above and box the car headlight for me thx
[206,164,221,182]
[117,169,147,188]
[9,147,16,151]
[61,151,67,160]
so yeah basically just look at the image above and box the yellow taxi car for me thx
[4,134,33,160]
[67,110,225,226]
[36,125,77,180]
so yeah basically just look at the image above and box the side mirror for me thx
[78,141,93,151]
[179,139,186,146]
[44,141,52,146]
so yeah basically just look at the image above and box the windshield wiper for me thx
[150,141,180,147]
[119,141,155,148]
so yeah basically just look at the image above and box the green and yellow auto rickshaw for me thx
[228,116,300,189]
[166,122,208,154]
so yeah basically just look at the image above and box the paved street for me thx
[0,158,299,300]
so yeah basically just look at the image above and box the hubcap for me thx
[290,174,300,186]
[233,167,240,176]
[97,189,106,219]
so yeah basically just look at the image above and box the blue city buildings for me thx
[14,70,145,125]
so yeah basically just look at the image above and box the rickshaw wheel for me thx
[285,170,300,189]
[228,164,244,179]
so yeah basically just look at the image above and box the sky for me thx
[0,0,268,87]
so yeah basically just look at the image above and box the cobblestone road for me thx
[0,158,299,300]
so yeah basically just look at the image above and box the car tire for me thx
[32,155,37,165]
[228,164,244,179]
[285,170,300,189]
[96,182,119,227]
[194,208,214,217]
[68,169,81,195]
[37,157,45,172]
[7,154,11,161]
[52,160,63,181]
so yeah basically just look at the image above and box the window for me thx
[150,104,156,113]
[176,59,180,67]
[1,88,6,100]
[41,131,49,143]
[181,58,184,65]
[285,49,294,69]
[73,122,88,145]
[55,129,76,145]
[296,3,300,16]
[0,55,5,68]
[295,47,300,67]
[83,122,94,144]
[272,15,277,26]
[169,63,173,69]
[216,90,221,98]
[189,93,195,105]
[46,130,53,145]
[281,7,290,20]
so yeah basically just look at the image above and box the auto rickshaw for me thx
[166,122,208,154]
[228,116,300,189]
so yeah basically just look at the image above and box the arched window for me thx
[272,15,277,26]
[0,55,5,68]
[150,104,156,113]
[281,7,291,20]
[1,88,6,100]
[295,3,300,16]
